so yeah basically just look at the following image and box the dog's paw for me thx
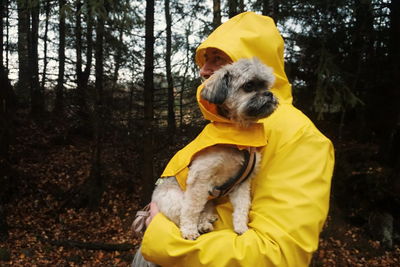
[234,224,249,235]
[182,230,200,240]
[198,212,218,234]
[198,221,214,234]
[181,225,200,240]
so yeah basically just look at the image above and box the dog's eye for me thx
[242,82,255,92]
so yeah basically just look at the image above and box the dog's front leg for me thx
[229,179,252,235]
[180,180,209,240]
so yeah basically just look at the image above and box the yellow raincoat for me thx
[141,11,334,266]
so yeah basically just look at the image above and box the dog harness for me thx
[208,147,257,198]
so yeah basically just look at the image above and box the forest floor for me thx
[0,111,399,266]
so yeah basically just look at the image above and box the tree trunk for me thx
[0,0,16,171]
[0,0,4,65]
[0,66,16,241]
[75,0,93,132]
[165,0,175,136]
[0,66,16,160]
[76,0,83,89]
[16,0,30,102]
[5,0,10,70]
[94,9,104,111]
[83,0,93,89]
[228,0,238,18]
[29,0,42,115]
[262,0,268,16]
[0,0,10,69]
[70,1,106,210]
[112,30,123,85]
[142,0,155,205]
[380,0,400,167]
[111,22,123,106]
[388,0,400,130]
[348,0,373,140]
[54,0,66,115]
[238,0,244,13]
[41,0,51,90]
[83,3,106,209]
[179,27,190,128]
[0,67,14,152]
[390,0,400,87]
[262,0,278,22]
[213,0,221,29]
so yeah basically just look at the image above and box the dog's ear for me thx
[202,72,230,104]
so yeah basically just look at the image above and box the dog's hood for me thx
[196,11,292,123]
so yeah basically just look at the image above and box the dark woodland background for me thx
[0,0,399,265]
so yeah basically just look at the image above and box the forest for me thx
[0,0,399,265]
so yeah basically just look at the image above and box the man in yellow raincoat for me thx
[133,11,334,267]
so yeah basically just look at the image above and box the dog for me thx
[151,57,278,240]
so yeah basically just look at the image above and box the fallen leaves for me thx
[0,115,143,266]
[1,112,399,266]
[313,216,400,266]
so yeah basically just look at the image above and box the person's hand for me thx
[145,202,160,227]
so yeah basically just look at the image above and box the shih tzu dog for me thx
[148,57,278,240]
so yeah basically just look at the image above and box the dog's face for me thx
[201,57,278,127]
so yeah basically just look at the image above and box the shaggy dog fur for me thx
[152,58,278,240]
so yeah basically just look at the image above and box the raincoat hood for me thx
[196,11,292,124]
[161,12,291,189]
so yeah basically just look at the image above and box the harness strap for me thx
[208,147,257,198]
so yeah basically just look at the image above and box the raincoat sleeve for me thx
[141,115,334,267]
